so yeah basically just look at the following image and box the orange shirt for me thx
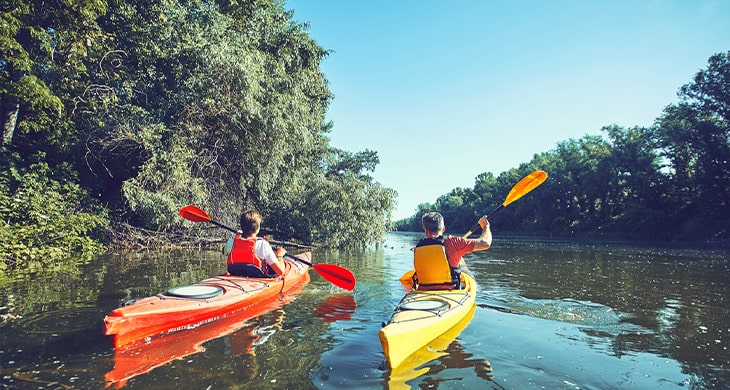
[443,235,476,267]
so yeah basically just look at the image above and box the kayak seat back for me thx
[413,245,455,288]
[228,263,276,278]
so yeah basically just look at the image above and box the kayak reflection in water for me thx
[385,305,494,388]
[224,210,286,278]
[412,212,492,290]
[104,289,302,388]
[313,294,357,323]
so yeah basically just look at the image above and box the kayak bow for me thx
[379,272,477,369]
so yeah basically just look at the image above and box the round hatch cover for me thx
[401,299,448,311]
[166,285,223,299]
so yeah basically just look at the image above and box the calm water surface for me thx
[0,232,728,389]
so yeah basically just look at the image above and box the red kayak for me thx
[103,253,311,349]
[105,282,306,388]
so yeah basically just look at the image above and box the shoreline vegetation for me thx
[1,1,729,275]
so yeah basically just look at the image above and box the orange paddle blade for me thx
[399,270,415,284]
[399,270,416,290]
[179,205,212,223]
[502,170,548,207]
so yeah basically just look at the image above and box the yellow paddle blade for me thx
[462,170,548,238]
[502,170,548,207]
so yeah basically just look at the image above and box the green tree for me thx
[539,136,611,232]
[601,125,668,236]
[0,151,108,272]
[654,51,730,239]
[1,0,112,269]
[268,147,395,247]
[2,0,397,264]
[1,0,109,158]
[77,0,338,231]
[435,187,470,233]
[679,51,730,125]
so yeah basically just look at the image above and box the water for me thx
[0,232,728,389]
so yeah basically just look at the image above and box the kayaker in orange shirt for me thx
[412,212,492,290]
[223,210,286,277]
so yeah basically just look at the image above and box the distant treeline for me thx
[1,0,395,273]
[395,51,730,244]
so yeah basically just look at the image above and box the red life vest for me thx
[227,236,265,271]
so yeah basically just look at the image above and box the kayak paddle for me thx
[462,170,548,238]
[178,205,356,291]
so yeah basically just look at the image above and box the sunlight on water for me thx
[481,294,624,326]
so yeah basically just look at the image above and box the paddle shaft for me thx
[269,239,313,249]
[284,253,312,266]
[210,220,237,234]
[180,205,312,248]
[463,204,504,238]
[201,219,312,265]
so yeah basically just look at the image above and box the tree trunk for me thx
[2,103,19,146]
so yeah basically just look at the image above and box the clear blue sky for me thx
[285,0,730,220]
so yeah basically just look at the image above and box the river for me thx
[0,232,728,389]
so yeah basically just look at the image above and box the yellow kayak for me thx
[387,305,476,388]
[379,272,477,369]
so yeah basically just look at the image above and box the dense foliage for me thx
[395,52,730,243]
[0,150,108,272]
[1,0,728,273]
[1,0,395,268]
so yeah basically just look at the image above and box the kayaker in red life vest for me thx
[412,212,492,290]
[223,210,286,278]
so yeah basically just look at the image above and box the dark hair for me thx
[422,212,444,233]
[239,210,262,236]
